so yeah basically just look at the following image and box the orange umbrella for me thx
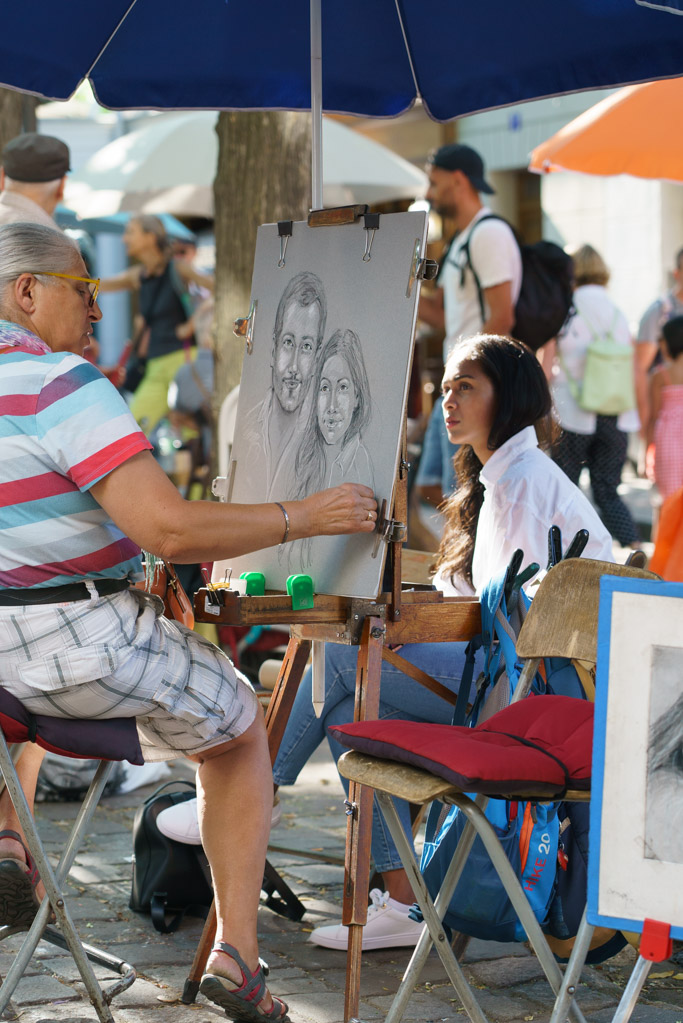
[529,77,683,182]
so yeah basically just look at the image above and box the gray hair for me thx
[0,222,80,308]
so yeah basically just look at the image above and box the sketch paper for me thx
[214,211,427,599]
[588,577,683,938]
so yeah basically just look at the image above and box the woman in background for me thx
[100,215,213,435]
[547,244,640,548]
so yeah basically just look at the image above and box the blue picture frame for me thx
[589,574,683,939]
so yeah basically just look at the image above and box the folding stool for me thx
[333,558,658,1023]
[0,685,144,1023]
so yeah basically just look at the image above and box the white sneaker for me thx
[309,889,424,951]
[157,795,281,846]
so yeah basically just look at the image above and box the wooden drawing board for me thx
[213,210,428,599]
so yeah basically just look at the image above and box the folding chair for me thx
[333,557,659,1023]
[0,685,144,1022]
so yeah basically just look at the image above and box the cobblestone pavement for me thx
[3,745,683,1023]
[2,470,675,1023]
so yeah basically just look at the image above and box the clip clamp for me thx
[362,213,380,262]
[286,574,315,610]
[372,499,407,558]
[239,571,266,597]
[233,301,257,354]
[277,221,293,267]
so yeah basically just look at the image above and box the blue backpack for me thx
[417,559,583,943]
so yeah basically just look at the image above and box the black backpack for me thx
[129,780,213,933]
[130,780,307,933]
[456,214,574,351]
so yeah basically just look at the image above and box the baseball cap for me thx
[2,133,71,183]
[428,143,495,195]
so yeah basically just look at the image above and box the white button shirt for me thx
[433,426,614,597]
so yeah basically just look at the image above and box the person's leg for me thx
[190,714,286,1017]
[553,428,590,486]
[280,640,472,925]
[0,743,49,907]
[0,744,45,848]
[589,415,640,546]
[130,349,189,436]
[272,642,367,786]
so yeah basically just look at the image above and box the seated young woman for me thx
[273,333,615,951]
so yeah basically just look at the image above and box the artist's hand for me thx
[300,483,377,537]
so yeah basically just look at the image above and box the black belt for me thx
[0,579,130,606]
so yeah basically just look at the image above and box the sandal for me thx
[0,829,42,929]
[200,941,290,1022]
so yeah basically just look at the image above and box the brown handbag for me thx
[138,559,195,629]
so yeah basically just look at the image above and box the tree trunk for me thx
[0,87,37,153]
[212,111,311,411]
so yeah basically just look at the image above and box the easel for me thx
[548,914,676,1023]
[182,204,479,1018]
[185,455,481,1020]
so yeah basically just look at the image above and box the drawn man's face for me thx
[317,354,357,446]
[272,300,321,413]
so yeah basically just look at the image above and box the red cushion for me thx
[0,687,144,765]
[329,695,592,798]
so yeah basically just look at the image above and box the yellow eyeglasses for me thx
[32,272,100,307]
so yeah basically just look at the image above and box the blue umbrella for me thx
[1,0,683,206]
[1,0,682,121]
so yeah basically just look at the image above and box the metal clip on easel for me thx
[362,213,380,261]
[277,220,293,267]
[233,301,257,354]
[371,498,407,559]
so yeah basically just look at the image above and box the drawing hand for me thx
[303,483,377,536]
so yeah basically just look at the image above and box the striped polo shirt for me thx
[0,321,152,589]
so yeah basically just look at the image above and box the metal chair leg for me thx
[0,738,135,1022]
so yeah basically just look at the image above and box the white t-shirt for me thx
[440,207,522,361]
[552,284,639,436]
[432,426,614,597]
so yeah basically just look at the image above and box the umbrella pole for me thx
[310,0,323,209]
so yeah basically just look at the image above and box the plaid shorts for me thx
[0,589,258,762]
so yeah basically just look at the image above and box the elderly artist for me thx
[0,223,377,1022]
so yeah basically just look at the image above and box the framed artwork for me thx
[588,575,683,938]
[213,210,428,599]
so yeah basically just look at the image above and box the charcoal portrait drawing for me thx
[645,645,683,864]
[241,271,327,502]
[284,327,375,572]
[222,211,427,597]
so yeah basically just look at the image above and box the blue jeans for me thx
[272,641,476,874]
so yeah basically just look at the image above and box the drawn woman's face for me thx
[317,353,357,446]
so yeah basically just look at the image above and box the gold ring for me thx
[367,511,373,521]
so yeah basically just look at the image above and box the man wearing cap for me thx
[419,143,521,361]
[0,133,70,229]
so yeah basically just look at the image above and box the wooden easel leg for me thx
[265,634,312,760]
[342,617,384,1023]
[182,634,311,1004]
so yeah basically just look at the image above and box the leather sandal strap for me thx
[211,942,267,1004]
[0,829,39,882]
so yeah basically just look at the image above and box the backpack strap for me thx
[446,213,512,326]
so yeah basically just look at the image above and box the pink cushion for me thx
[329,695,592,798]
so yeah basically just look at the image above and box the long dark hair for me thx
[436,334,555,589]
[294,327,371,498]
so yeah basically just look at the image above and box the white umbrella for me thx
[64,111,427,219]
